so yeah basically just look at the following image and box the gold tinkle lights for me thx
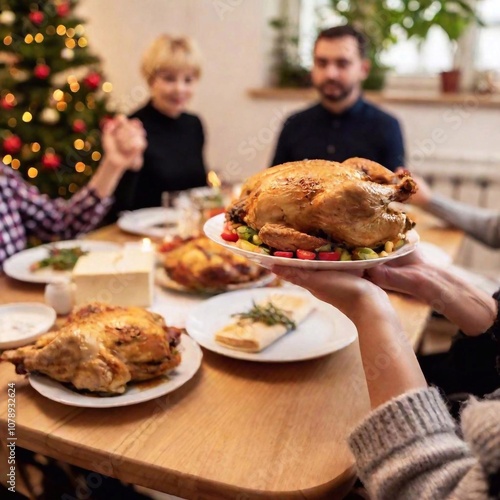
[27,167,38,178]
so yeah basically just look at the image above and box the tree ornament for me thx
[28,11,44,25]
[83,72,101,90]
[72,119,87,133]
[11,69,29,82]
[56,2,71,17]
[34,64,51,79]
[61,48,74,60]
[42,152,62,169]
[0,11,15,25]
[3,135,22,154]
[40,107,60,124]
[0,97,14,109]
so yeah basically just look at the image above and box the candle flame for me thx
[141,237,152,252]
[207,170,221,188]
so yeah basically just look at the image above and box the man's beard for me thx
[315,80,355,103]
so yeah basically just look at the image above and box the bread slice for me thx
[215,293,313,353]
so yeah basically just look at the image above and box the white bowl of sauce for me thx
[0,303,56,350]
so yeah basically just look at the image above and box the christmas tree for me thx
[0,0,112,198]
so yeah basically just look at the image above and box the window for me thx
[298,0,500,77]
[476,0,500,71]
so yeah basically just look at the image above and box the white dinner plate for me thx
[0,303,56,350]
[117,207,180,238]
[204,213,419,270]
[185,288,357,362]
[155,267,276,295]
[3,240,121,284]
[28,334,202,408]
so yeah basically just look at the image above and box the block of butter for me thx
[72,250,155,307]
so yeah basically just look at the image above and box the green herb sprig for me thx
[232,301,296,330]
[30,246,88,271]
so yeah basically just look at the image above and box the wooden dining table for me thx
[0,212,464,499]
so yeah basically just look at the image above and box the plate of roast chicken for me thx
[156,235,275,294]
[204,158,419,270]
[0,303,202,408]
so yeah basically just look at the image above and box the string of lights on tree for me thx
[0,0,114,198]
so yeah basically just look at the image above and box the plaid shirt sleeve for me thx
[14,172,113,241]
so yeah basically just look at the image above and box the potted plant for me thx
[328,0,482,92]
[397,0,482,92]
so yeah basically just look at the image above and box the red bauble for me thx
[0,97,14,109]
[34,64,51,79]
[29,11,44,25]
[41,153,62,170]
[83,72,101,90]
[72,119,87,133]
[56,2,71,17]
[3,135,22,154]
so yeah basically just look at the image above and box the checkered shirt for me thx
[0,164,113,268]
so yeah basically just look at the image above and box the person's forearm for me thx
[87,157,127,199]
[419,265,497,335]
[426,194,500,248]
[349,387,476,500]
[350,300,427,409]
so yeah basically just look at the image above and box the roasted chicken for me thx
[227,158,416,251]
[161,236,268,291]
[1,303,182,394]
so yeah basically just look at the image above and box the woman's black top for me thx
[106,102,207,221]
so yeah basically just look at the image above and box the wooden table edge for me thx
[1,419,357,500]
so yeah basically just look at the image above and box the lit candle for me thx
[141,237,152,253]
[207,170,222,193]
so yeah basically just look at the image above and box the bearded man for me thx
[271,25,405,172]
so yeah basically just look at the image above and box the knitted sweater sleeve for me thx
[425,194,500,249]
[348,387,500,499]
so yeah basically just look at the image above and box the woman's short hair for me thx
[141,35,202,83]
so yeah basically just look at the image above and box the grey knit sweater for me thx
[426,194,500,249]
[349,387,500,499]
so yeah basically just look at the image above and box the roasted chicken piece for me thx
[1,303,182,394]
[227,158,416,250]
[161,236,268,291]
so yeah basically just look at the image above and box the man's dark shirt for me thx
[271,98,405,171]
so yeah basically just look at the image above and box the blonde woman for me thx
[110,35,207,218]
